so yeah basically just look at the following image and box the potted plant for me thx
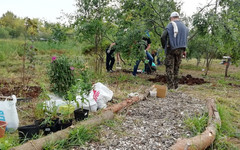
[57,103,74,130]
[35,101,59,135]
[18,124,39,143]
[0,121,7,138]
[73,74,92,121]
[18,102,45,142]
[34,102,46,129]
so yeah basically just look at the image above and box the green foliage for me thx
[216,104,236,137]
[0,51,6,62]
[111,0,180,61]
[207,104,238,149]
[34,102,46,119]
[43,126,99,150]
[50,24,67,43]
[48,56,76,97]
[0,27,10,38]
[0,133,20,150]
[68,59,93,108]
[190,0,240,74]
[184,113,208,136]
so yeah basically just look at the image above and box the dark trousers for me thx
[165,49,184,89]
[132,51,153,76]
[106,52,115,71]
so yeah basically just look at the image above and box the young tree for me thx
[191,0,240,77]
[114,0,180,62]
[73,0,113,74]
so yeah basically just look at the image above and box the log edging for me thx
[11,89,151,150]
[170,98,221,150]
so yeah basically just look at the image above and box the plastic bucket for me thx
[0,121,7,138]
[153,85,168,98]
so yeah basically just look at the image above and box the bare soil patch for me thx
[149,74,209,85]
[0,80,41,98]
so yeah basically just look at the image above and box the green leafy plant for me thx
[48,56,76,97]
[0,132,20,150]
[184,113,208,136]
[64,58,93,110]
[34,102,46,120]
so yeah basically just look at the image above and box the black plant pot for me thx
[57,119,72,130]
[34,118,45,129]
[42,119,59,135]
[74,108,89,121]
[18,124,39,143]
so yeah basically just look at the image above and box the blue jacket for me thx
[161,20,189,51]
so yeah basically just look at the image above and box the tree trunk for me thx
[196,58,201,67]
[204,54,209,76]
[225,58,230,77]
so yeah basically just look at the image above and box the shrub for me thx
[48,56,76,97]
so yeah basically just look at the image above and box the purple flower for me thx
[51,56,57,62]
[70,66,75,70]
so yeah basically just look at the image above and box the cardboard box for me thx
[153,85,167,98]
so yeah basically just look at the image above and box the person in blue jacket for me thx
[161,12,189,89]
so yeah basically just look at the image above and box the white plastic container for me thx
[150,88,157,98]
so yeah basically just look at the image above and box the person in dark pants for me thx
[106,43,116,72]
[132,36,153,76]
[161,12,189,89]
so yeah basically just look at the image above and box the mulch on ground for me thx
[84,92,206,150]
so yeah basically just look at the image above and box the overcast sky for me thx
[0,0,210,23]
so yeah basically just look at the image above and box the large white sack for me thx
[45,95,67,112]
[47,94,97,112]
[93,82,113,109]
[75,90,98,112]
[0,95,19,132]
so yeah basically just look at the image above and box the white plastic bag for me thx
[47,94,97,112]
[93,82,113,109]
[75,90,98,112]
[0,95,19,132]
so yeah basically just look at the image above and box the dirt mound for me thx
[0,80,41,98]
[228,83,240,88]
[149,74,208,85]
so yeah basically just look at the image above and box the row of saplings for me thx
[18,102,89,143]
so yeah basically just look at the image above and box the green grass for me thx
[0,132,20,150]
[43,125,100,150]
[207,104,239,149]
[0,39,83,58]
[184,104,239,149]
[180,63,202,71]
[184,113,208,136]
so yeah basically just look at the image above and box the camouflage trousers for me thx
[165,49,184,89]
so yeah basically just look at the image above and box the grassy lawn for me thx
[0,40,239,149]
